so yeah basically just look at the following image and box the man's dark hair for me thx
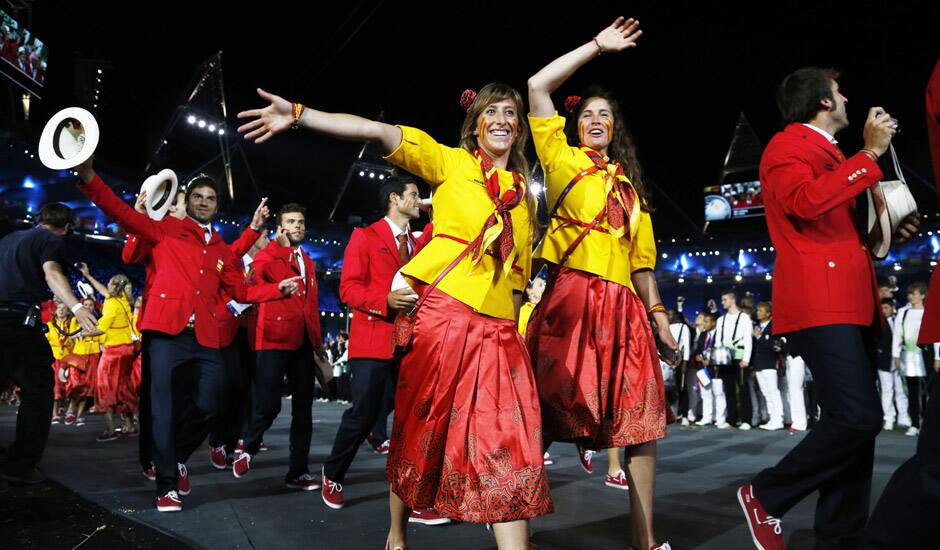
[881,297,896,306]
[776,67,841,125]
[38,203,73,229]
[757,301,772,312]
[378,177,413,214]
[184,174,218,202]
[277,203,306,225]
[702,311,718,323]
[721,289,738,299]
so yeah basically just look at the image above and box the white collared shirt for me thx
[802,123,838,145]
[384,216,412,255]
[293,247,306,283]
[190,218,213,244]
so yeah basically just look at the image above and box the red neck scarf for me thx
[474,148,526,266]
[579,146,636,237]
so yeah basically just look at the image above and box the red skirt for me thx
[120,352,142,413]
[526,267,667,449]
[386,289,553,524]
[61,353,97,401]
[52,360,68,401]
[95,344,135,414]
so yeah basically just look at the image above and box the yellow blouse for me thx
[517,301,536,336]
[384,126,533,320]
[98,295,134,346]
[45,320,74,360]
[529,114,656,290]
[69,317,100,355]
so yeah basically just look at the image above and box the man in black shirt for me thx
[0,203,97,484]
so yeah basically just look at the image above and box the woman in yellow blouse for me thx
[526,17,676,550]
[239,82,551,550]
[64,297,101,426]
[46,300,74,424]
[78,264,138,442]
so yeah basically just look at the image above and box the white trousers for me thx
[878,369,911,425]
[756,369,784,426]
[786,356,808,431]
[700,376,726,424]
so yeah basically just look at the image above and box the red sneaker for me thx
[64,413,76,426]
[177,463,191,496]
[285,473,322,491]
[604,469,630,490]
[543,451,554,466]
[373,440,390,455]
[321,469,344,509]
[234,439,245,455]
[408,508,451,526]
[156,490,182,512]
[738,484,784,550]
[209,446,227,470]
[577,445,594,474]
[259,441,269,452]
[143,464,156,481]
[50,415,61,425]
[232,453,251,478]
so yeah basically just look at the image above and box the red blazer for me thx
[78,175,284,348]
[341,219,432,360]
[123,227,259,349]
[761,123,884,334]
[920,60,940,344]
[248,241,322,351]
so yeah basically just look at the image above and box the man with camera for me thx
[737,67,918,550]
[0,203,98,484]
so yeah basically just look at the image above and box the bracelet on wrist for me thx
[592,37,604,55]
[291,103,306,130]
[861,148,880,162]
[70,302,84,314]
[647,303,666,315]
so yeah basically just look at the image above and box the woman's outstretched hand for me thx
[237,88,294,144]
[594,16,643,53]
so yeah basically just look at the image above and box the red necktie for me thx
[396,233,410,263]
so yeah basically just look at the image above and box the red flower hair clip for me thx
[564,95,582,113]
[459,89,477,111]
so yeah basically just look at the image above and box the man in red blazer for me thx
[319,178,430,511]
[737,67,915,550]
[233,203,325,490]
[75,158,300,512]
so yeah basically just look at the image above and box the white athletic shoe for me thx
[905,427,920,437]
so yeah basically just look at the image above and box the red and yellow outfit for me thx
[526,113,666,449]
[382,126,552,523]
[45,318,74,401]
[127,311,143,408]
[66,317,101,400]
[95,295,137,414]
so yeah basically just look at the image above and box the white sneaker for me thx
[716,422,731,429]
[759,422,784,431]
[680,418,690,427]
[905,427,920,437]
[898,418,912,429]
[883,421,894,431]
[695,419,711,426]
[738,423,752,431]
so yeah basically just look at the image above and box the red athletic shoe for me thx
[156,490,182,512]
[232,453,251,478]
[373,440,390,455]
[143,464,156,481]
[408,508,451,525]
[209,446,227,470]
[738,484,784,550]
[177,463,191,496]
[50,415,61,425]
[577,445,594,474]
[321,468,344,509]
[285,473,321,491]
[605,469,630,490]
[234,439,245,455]
[543,451,554,466]
[64,413,76,426]
[259,441,268,452]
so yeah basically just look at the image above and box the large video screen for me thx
[0,9,47,93]
[704,180,764,221]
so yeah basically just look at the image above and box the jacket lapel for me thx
[373,219,404,268]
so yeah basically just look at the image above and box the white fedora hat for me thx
[140,169,179,220]
[38,107,100,170]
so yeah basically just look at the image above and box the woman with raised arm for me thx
[524,17,674,550]
[238,82,551,550]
